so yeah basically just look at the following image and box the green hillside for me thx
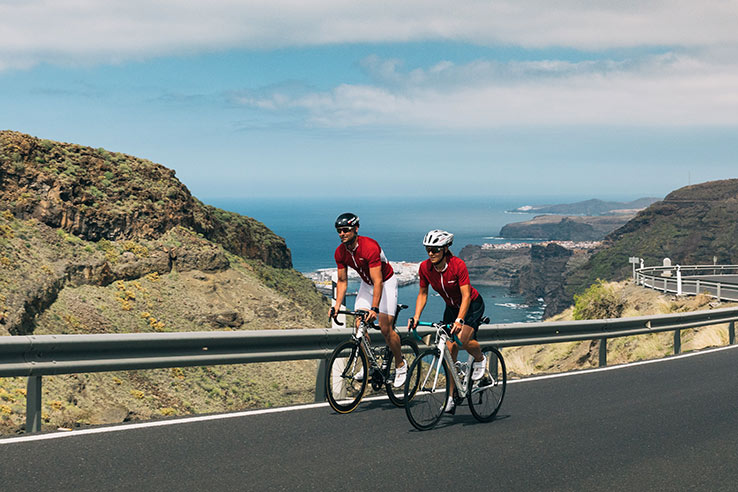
[566,179,738,298]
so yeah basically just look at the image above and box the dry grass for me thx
[0,360,320,435]
[504,280,737,378]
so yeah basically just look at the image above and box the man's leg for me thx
[378,314,403,367]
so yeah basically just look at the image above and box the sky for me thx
[1,0,738,201]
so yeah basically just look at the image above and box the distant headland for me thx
[508,197,661,216]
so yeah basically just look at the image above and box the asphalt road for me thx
[650,274,738,299]
[3,346,738,491]
[684,274,738,285]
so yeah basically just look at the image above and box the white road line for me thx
[507,343,738,383]
[3,343,737,445]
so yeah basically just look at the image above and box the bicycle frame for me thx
[353,321,383,374]
[341,311,401,385]
[422,324,473,398]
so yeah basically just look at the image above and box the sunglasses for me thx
[336,227,354,234]
[426,246,444,254]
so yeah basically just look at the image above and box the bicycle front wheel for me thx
[326,340,368,414]
[386,337,420,407]
[404,348,450,431]
[468,346,507,422]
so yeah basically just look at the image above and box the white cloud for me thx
[5,1,738,129]
[240,53,738,128]
[2,0,738,69]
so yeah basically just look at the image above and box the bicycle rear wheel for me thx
[326,340,368,414]
[404,348,450,431]
[468,346,506,422]
[386,337,420,407]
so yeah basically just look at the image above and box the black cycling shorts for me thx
[442,296,485,334]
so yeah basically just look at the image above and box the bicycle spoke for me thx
[405,350,449,431]
[468,347,506,422]
[326,341,368,413]
[386,338,420,407]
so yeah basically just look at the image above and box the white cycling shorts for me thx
[354,274,398,316]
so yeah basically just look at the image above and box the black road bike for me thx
[326,304,420,413]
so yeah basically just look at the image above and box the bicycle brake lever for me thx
[445,325,463,347]
[329,309,344,326]
[410,328,423,342]
[452,334,463,347]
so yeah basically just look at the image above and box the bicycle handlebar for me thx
[329,309,378,329]
[410,321,463,347]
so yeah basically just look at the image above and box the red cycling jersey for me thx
[335,236,394,285]
[418,254,480,308]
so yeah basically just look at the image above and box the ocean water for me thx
[208,196,549,325]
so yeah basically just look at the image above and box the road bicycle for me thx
[326,304,420,413]
[404,319,506,431]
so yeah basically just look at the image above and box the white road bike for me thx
[404,319,506,431]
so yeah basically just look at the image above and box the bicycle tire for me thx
[326,340,369,414]
[404,348,450,431]
[467,346,506,422]
[386,337,420,407]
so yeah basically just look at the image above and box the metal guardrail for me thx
[3,305,738,434]
[636,264,738,302]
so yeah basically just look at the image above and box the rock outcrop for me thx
[0,130,291,268]
[0,131,327,336]
[510,243,574,318]
[500,214,633,241]
[458,244,531,285]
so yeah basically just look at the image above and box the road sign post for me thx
[629,257,639,280]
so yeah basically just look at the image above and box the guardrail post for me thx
[26,376,42,434]
[314,359,327,403]
[674,330,681,355]
[599,338,607,367]
[729,321,735,345]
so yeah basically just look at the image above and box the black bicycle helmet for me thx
[335,212,359,228]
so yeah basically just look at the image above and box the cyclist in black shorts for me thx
[407,229,486,413]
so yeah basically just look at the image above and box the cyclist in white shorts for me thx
[330,212,406,388]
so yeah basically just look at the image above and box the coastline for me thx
[304,261,421,295]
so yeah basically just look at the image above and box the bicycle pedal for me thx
[477,376,491,387]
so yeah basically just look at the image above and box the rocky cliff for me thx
[500,214,633,241]
[0,131,291,267]
[459,242,595,317]
[509,243,593,318]
[457,244,531,285]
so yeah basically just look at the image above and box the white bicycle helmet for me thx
[422,229,454,247]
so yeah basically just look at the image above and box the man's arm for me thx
[332,267,348,315]
[366,265,384,322]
